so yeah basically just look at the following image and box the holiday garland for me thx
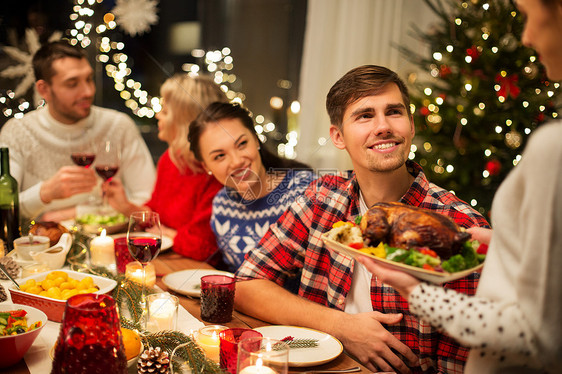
[67,230,319,373]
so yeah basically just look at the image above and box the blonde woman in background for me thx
[104,74,227,262]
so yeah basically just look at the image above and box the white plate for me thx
[162,269,234,297]
[322,233,483,284]
[111,233,173,253]
[253,325,343,367]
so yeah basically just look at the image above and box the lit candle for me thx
[125,261,156,287]
[147,293,178,332]
[196,325,227,362]
[238,365,276,374]
[90,229,116,270]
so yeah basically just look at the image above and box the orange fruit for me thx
[121,327,142,360]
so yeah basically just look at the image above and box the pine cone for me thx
[0,284,7,302]
[0,256,21,280]
[137,346,170,374]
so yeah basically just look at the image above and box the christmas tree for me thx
[403,0,560,216]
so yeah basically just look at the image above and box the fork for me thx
[295,367,362,374]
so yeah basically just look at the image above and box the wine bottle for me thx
[0,148,20,253]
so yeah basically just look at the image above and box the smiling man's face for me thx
[37,56,95,124]
[330,83,414,175]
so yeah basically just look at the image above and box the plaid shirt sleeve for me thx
[236,179,320,286]
[236,174,352,299]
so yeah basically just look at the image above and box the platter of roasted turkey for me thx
[322,202,487,284]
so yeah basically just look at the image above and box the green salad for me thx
[76,213,127,226]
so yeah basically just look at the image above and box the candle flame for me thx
[212,331,218,340]
[100,228,107,238]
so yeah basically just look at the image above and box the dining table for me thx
[1,250,371,374]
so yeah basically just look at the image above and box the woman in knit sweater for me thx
[188,102,316,272]
[358,1,562,372]
[103,74,227,261]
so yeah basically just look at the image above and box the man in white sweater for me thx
[0,40,156,221]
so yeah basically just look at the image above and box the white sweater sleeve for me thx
[408,123,562,373]
[408,283,538,364]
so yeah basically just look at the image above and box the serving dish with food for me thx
[322,202,487,284]
[0,304,47,368]
[75,212,128,235]
[8,270,117,322]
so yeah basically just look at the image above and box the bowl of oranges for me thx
[8,270,117,322]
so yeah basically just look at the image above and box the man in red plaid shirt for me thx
[235,65,489,373]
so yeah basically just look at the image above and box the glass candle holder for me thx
[196,325,228,362]
[219,328,263,374]
[51,293,127,373]
[125,261,156,287]
[147,292,179,332]
[114,236,135,273]
[200,274,236,323]
[237,337,289,374]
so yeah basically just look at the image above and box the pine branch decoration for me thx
[285,338,319,349]
[144,331,225,374]
[279,336,319,349]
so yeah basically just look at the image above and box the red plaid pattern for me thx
[237,161,489,373]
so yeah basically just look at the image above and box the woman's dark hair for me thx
[188,102,310,171]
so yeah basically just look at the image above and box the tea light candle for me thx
[125,261,156,287]
[196,325,227,362]
[238,366,276,374]
[90,229,116,269]
[147,293,178,332]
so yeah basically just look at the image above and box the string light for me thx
[1,0,300,154]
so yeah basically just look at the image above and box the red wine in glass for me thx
[71,153,96,168]
[127,236,162,263]
[95,165,119,181]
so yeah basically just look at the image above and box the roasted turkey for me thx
[359,202,470,259]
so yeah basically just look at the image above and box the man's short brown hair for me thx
[32,40,87,83]
[326,65,411,128]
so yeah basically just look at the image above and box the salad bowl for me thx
[0,304,47,368]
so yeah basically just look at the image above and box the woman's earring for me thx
[257,146,261,150]
[207,171,212,175]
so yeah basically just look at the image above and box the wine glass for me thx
[95,140,120,210]
[95,139,120,181]
[127,211,162,326]
[70,131,96,168]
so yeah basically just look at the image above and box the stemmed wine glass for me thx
[70,131,96,168]
[127,211,162,326]
[95,140,120,210]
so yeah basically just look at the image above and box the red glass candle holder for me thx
[219,328,262,374]
[114,236,135,273]
[50,293,127,374]
[200,275,236,323]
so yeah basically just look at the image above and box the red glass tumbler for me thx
[50,293,127,374]
[219,328,263,374]
[200,274,236,323]
[114,236,135,273]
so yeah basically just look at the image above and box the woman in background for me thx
[188,102,316,273]
[104,74,227,261]
[358,0,562,372]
